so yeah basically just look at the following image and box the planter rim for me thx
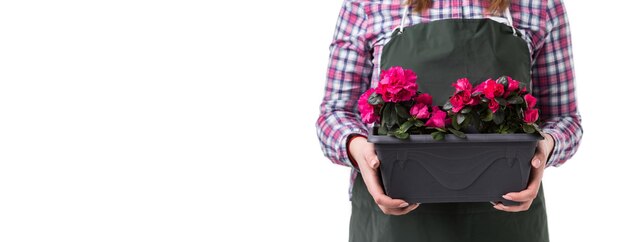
[367,126,544,144]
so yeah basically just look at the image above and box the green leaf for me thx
[377,125,388,135]
[382,104,393,129]
[496,76,509,89]
[435,128,447,132]
[414,119,424,127]
[448,128,467,138]
[493,110,505,125]
[522,124,536,134]
[532,123,541,132]
[394,130,410,139]
[368,93,383,106]
[389,104,398,127]
[507,95,524,105]
[481,110,494,122]
[443,101,453,111]
[461,107,473,114]
[495,97,507,105]
[452,115,461,130]
[399,120,415,133]
[431,131,445,141]
[395,104,410,119]
[457,113,466,125]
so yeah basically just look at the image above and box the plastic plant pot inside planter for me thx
[367,126,543,206]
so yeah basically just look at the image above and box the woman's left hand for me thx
[493,132,555,212]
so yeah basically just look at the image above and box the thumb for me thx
[364,149,380,169]
[532,151,546,168]
[532,158,541,168]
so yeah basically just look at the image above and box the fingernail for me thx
[489,201,496,206]
[532,159,540,167]
[400,203,409,208]
[502,195,512,200]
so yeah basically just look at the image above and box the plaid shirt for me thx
[316,0,583,200]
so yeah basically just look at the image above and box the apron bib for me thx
[349,5,549,242]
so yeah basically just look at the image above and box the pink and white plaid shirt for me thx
[315,0,583,200]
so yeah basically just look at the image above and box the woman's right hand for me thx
[349,136,420,215]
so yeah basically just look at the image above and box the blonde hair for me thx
[405,0,510,14]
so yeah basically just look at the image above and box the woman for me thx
[316,0,583,241]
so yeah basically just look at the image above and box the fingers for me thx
[502,188,538,203]
[503,156,543,203]
[493,201,532,212]
[373,194,411,209]
[498,151,545,212]
[378,203,420,215]
[360,168,409,209]
[354,139,419,215]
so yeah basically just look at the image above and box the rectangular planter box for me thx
[368,127,543,206]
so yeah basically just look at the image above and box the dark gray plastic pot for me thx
[367,126,543,206]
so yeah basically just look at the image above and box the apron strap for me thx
[398,4,410,34]
[504,7,517,36]
[397,4,517,36]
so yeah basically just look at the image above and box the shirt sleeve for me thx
[531,0,583,168]
[316,0,372,169]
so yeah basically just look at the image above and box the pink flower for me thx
[488,98,499,113]
[357,89,379,124]
[524,94,537,108]
[450,91,470,113]
[520,86,528,94]
[482,79,505,99]
[472,81,487,95]
[523,108,539,123]
[376,66,418,102]
[425,106,447,128]
[410,103,430,119]
[414,93,433,106]
[452,78,472,92]
[504,77,520,97]
[449,90,479,113]
[507,77,520,92]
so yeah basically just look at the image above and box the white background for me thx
[0,0,624,241]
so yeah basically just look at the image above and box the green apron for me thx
[349,5,549,242]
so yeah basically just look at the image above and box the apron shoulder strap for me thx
[504,7,517,36]
[398,4,410,34]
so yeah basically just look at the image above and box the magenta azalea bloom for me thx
[376,66,418,102]
[357,88,379,124]
[523,108,539,123]
[450,78,480,112]
[450,91,470,113]
[425,106,447,128]
[472,81,487,95]
[524,94,537,108]
[520,86,528,94]
[452,78,472,92]
[503,77,520,97]
[507,77,520,92]
[410,103,430,119]
[414,93,433,106]
[488,98,499,113]
[482,79,505,99]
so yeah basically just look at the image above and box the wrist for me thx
[541,131,556,166]
[347,134,367,169]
